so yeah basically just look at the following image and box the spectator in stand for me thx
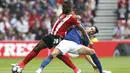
[10,13,17,28]
[47,6,54,17]
[95,0,99,7]
[5,25,16,40]
[0,11,3,22]
[29,9,41,30]
[81,7,94,26]
[127,13,130,25]
[3,8,10,19]
[113,24,125,40]
[57,0,64,5]
[41,18,49,35]
[124,25,130,39]
[113,31,122,40]
[48,0,56,7]
[117,3,127,20]
[14,0,24,12]
[35,3,43,16]
[23,10,30,21]
[42,12,52,33]
[53,3,62,16]
[0,0,98,40]
[34,17,48,40]
[8,0,15,14]
[37,0,49,13]
[23,31,36,41]
[51,12,58,27]
[74,0,86,15]
[14,0,24,19]
[0,31,4,40]
[118,0,128,8]
[0,0,8,8]
[127,0,130,13]
[0,17,11,34]
[16,16,29,34]
[28,1,35,10]
[85,0,96,16]
[15,16,29,40]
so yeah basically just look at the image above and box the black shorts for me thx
[42,34,63,49]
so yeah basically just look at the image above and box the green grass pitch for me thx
[0,57,130,73]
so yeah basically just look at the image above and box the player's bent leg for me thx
[36,48,62,73]
[77,46,95,55]
[51,48,62,57]
[90,52,103,73]
[77,46,103,73]
[11,40,47,73]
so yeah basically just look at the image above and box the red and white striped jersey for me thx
[51,13,80,38]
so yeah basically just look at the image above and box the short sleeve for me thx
[71,14,80,26]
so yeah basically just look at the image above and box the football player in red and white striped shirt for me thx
[11,1,93,73]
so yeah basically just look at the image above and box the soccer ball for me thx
[12,66,22,73]
[12,66,17,71]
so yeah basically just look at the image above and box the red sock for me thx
[61,55,77,70]
[18,50,38,68]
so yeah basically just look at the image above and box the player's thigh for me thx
[66,41,83,55]
[33,40,47,52]
[51,48,62,57]
[77,46,95,55]
[55,40,73,55]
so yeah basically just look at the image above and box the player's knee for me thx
[51,48,61,57]
[57,55,63,60]
[90,49,95,55]
[33,40,47,52]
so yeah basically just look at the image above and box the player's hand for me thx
[92,65,98,72]
[89,42,93,48]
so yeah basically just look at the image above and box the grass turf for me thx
[0,57,130,73]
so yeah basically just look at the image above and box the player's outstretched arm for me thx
[77,24,93,45]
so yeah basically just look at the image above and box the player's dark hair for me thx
[93,26,99,34]
[62,0,72,14]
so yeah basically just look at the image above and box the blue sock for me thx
[40,54,53,69]
[91,53,102,73]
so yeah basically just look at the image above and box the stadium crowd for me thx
[0,0,98,41]
[113,0,130,40]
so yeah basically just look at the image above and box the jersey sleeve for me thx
[71,14,80,26]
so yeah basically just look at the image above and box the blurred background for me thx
[0,0,130,57]
[0,0,98,41]
[0,0,130,73]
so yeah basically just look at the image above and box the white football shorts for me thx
[55,40,83,55]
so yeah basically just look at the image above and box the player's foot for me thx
[102,70,112,73]
[36,68,42,73]
[11,63,23,73]
[74,68,82,73]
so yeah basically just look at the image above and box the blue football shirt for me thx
[65,23,89,46]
